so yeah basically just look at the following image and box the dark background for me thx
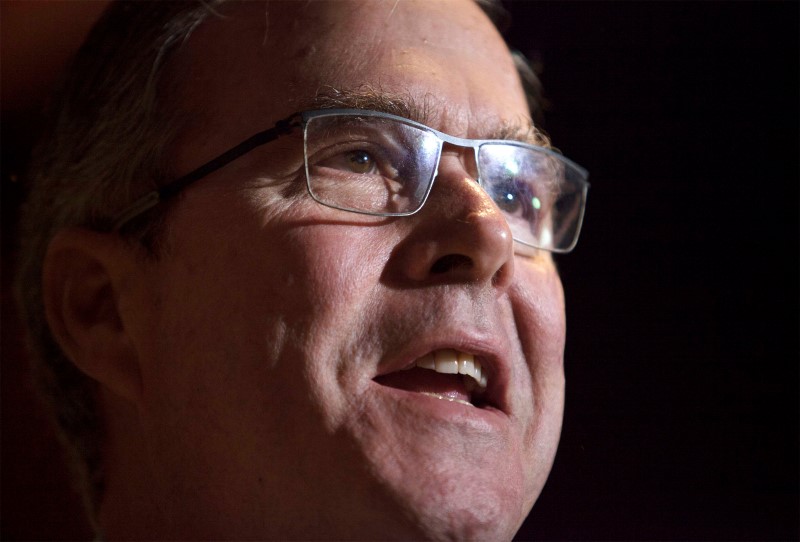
[2,1,798,540]
[506,2,799,540]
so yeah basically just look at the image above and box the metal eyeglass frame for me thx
[112,108,589,252]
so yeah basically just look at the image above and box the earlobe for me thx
[43,228,144,404]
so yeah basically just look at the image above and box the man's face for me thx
[129,1,566,538]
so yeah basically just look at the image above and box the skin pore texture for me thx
[61,1,567,539]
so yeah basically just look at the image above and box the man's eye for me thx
[316,148,382,175]
[346,150,376,174]
[493,189,523,214]
[490,177,537,218]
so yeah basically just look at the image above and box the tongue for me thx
[375,367,471,403]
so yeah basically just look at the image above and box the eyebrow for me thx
[297,86,438,126]
[296,86,550,148]
[492,122,551,148]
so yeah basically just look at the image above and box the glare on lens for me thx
[504,158,520,175]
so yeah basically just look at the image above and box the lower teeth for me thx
[420,392,473,407]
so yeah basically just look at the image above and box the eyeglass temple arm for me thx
[112,114,302,230]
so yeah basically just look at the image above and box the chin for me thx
[399,499,525,542]
[358,452,535,541]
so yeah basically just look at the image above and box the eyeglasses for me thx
[113,108,589,252]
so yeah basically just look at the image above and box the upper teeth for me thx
[408,349,488,389]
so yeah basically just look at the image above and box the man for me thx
[16,0,588,539]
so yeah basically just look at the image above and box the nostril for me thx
[430,254,473,275]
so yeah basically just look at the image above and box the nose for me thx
[389,155,515,292]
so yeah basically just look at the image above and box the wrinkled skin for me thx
[101,1,566,539]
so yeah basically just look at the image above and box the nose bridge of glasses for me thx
[426,142,512,237]
[430,129,484,182]
[436,141,480,182]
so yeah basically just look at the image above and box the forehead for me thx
[169,0,529,153]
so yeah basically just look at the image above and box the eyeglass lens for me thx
[304,113,586,252]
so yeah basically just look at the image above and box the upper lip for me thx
[373,328,512,414]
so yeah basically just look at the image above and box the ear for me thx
[43,227,146,404]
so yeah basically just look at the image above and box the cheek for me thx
[283,227,384,306]
[513,257,567,366]
[510,257,567,497]
[278,223,397,417]
[133,203,396,488]
[159,183,390,328]
[147,199,394,414]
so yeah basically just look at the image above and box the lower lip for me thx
[371,381,508,432]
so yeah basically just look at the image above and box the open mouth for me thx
[374,349,491,408]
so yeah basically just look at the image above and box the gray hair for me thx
[14,0,543,525]
[15,0,225,519]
